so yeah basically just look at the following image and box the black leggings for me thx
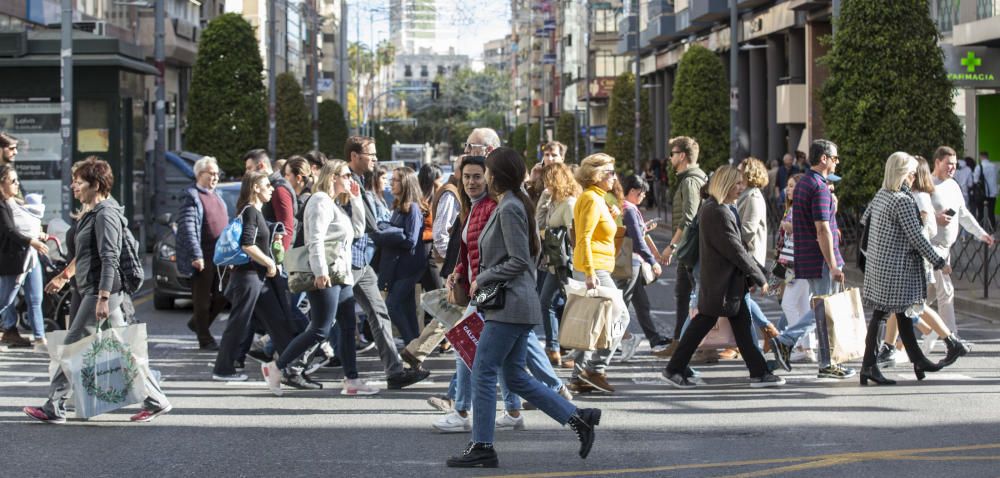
[666,294,768,378]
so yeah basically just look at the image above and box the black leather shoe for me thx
[568,408,602,459]
[938,335,971,368]
[446,442,498,468]
[199,341,219,351]
[387,368,431,389]
[282,372,322,390]
[859,366,896,385]
[913,360,942,381]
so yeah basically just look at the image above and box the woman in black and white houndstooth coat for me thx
[859,152,950,386]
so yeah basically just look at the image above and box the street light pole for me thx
[309,0,319,150]
[268,0,277,158]
[154,0,165,193]
[60,0,73,222]
[729,0,738,162]
[633,0,641,174]
[584,0,592,156]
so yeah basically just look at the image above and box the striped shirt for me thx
[792,169,843,279]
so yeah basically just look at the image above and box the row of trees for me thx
[186,13,349,175]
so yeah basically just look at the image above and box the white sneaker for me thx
[619,334,641,362]
[212,373,248,382]
[261,361,283,396]
[433,410,471,433]
[790,348,817,363]
[342,378,380,396]
[922,331,939,355]
[495,411,525,430]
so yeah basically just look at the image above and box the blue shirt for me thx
[349,171,375,270]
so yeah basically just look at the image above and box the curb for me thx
[844,263,1000,325]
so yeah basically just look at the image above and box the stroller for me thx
[15,235,73,333]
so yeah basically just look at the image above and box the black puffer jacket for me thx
[0,199,31,276]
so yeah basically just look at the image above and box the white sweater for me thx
[930,177,987,254]
[303,191,365,283]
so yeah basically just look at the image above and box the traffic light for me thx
[431,81,440,100]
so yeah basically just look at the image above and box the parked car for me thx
[152,181,241,310]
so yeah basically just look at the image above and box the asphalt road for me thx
[2,243,1000,477]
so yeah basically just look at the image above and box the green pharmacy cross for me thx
[962,52,982,73]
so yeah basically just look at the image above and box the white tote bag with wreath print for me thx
[59,324,150,419]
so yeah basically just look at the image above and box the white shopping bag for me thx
[560,278,628,350]
[420,288,468,328]
[59,324,150,419]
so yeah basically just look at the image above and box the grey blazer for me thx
[476,193,543,325]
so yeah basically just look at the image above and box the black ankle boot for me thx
[860,365,896,386]
[913,360,942,381]
[446,442,498,468]
[939,335,971,367]
[568,408,602,459]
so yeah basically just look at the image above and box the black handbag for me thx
[473,281,507,310]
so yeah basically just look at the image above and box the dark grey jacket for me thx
[76,198,124,296]
[476,193,542,325]
[697,197,767,318]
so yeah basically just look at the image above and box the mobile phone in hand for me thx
[944,209,956,217]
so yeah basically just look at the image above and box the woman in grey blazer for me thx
[446,148,601,469]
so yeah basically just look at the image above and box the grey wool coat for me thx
[476,193,543,326]
[861,188,946,314]
[697,197,767,318]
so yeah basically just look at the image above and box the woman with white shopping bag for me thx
[446,148,601,468]
[24,157,171,424]
[859,152,952,386]
[661,165,784,389]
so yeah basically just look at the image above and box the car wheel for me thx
[153,293,174,310]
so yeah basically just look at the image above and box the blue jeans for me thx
[386,273,420,344]
[472,321,577,444]
[453,354,520,413]
[0,273,24,331]
[776,265,833,367]
[537,272,564,351]
[277,285,357,377]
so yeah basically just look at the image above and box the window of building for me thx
[437,65,446,75]
[420,64,428,77]
[594,9,620,33]
[405,64,412,77]
[594,52,627,77]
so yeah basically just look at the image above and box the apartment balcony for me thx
[615,14,638,55]
[641,10,678,46]
[787,0,830,12]
[737,0,772,8]
[690,0,729,23]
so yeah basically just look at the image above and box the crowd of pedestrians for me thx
[2,125,995,469]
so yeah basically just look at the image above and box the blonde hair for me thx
[314,159,350,202]
[544,162,582,202]
[911,156,936,194]
[708,165,742,203]
[575,153,615,188]
[882,152,918,192]
[740,156,769,188]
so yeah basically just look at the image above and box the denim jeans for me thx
[776,265,834,367]
[453,354,520,413]
[472,321,577,444]
[0,273,23,330]
[537,272,564,351]
[0,258,43,338]
[386,272,420,345]
[277,284,357,377]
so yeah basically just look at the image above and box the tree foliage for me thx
[318,100,349,159]
[604,72,652,175]
[819,0,963,209]
[406,67,511,154]
[526,123,541,166]
[185,13,267,175]
[669,45,730,180]
[509,123,528,158]
[275,72,312,159]
[555,112,586,163]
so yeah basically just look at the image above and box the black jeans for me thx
[189,254,228,345]
[214,270,295,375]
[673,264,695,340]
[277,284,358,378]
[862,309,932,368]
[666,293,768,378]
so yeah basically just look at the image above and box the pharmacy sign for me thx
[943,46,1000,88]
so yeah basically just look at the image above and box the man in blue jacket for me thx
[177,156,230,350]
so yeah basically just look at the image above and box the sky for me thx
[349,0,511,62]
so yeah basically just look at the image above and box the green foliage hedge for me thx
[275,72,312,160]
[604,72,652,175]
[669,45,730,182]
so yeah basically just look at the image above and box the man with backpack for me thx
[659,137,707,354]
